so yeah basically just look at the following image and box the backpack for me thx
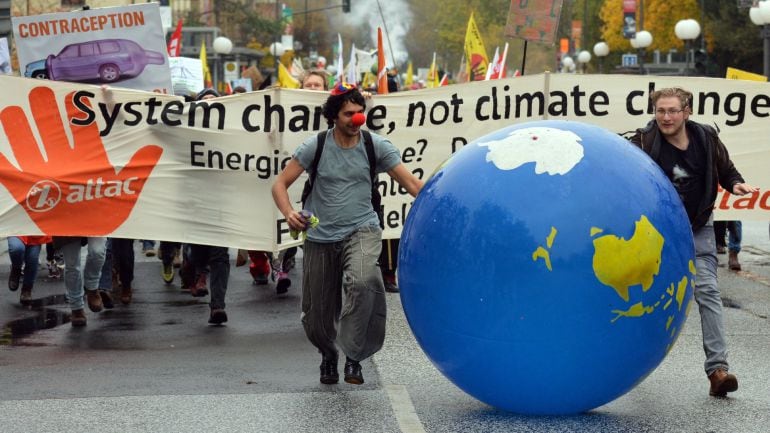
[300,129,383,227]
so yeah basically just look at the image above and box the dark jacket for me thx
[629,119,744,231]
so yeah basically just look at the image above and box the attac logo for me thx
[26,180,62,212]
[0,86,163,236]
[25,177,140,213]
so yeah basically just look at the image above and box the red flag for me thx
[439,73,449,86]
[377,27,388,95]
[167,19,183,57]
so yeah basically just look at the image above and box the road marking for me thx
[385,384,427,433]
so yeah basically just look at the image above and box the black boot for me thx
[20,284,32,305]
[319,354,339,384]
[8,265,22,291]
[344,357,364,385]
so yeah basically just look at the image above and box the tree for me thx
[599,0,699,53]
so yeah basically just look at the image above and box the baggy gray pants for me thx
[693,219,730,375]
[301,226,386,362]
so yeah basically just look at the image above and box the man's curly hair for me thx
[322,89,366,127]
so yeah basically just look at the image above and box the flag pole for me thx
[375,0,400,84]
[521,40,528,75]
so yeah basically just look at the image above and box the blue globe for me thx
[399,120,695,415]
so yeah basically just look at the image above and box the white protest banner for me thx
[0,73,768,251]
[12,3,172,93]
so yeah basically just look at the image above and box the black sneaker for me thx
[8,265,22,291]
[320,355,339,384]
[384,281,399,293]
[99,290,115,309]
[208,308,228,325]
[344,357,364,385]
[275,272,291,297]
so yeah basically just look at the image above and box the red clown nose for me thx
[352,112,366,127]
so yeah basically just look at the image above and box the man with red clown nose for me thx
[272,82,423,385]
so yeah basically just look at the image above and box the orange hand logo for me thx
[0,87,163,236]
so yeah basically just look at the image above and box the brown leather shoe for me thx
[728,251,741,271]
[86,289,103,312]
[120,285,133,305]
[708,368,738,396]
[190,274,209,297]
[70,309,87,327]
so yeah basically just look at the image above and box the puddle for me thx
[1,309,70,346]
[0,294,69,346]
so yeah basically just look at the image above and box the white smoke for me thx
[343,0,412,66]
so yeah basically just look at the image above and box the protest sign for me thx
[1,73,768,250]
[12,3,171,93]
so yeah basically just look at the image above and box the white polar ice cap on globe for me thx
[479,127,584,175]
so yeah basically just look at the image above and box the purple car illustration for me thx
[44,39,165,83]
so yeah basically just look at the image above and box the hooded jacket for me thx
[629,119,744,231]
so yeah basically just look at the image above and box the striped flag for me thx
[167,19,183,57]
[485,47,500,80]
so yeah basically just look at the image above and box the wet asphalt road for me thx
[1,222,769,433]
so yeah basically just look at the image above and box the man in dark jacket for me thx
[629,87,757,397]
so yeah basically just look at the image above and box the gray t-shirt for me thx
[294,128,401,242]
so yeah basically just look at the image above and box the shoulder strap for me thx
[307,129,328,189]
[362,130,376,184]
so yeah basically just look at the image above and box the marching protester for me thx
[186,88,232,325]
[714,220,743,271]
[629,87,758,397]
[56,237,107,327]
[7,235,50,305]
[272,83,423,385]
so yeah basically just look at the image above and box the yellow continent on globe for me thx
[591,215,664,302]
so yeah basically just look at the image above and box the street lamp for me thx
[212,36,233,91]
[577,50,591,74]
[561,55,574,73]
[269,42,286,57]
[749,1,770,78]
[631,30,653,74]
[675,19,701,74]
[593,42,609,73]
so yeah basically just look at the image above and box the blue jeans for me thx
[693,221,730,375]
[7,237,42,287]
[713,220,742,253]
[301,226,385,362]
[61,238,107,310]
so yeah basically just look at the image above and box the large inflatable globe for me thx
[399,120,695,415]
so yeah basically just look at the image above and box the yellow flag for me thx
[464,12,489,82]
[427,53,439,88]
[405,61,413,86]
[278,62,300,88]
[361,71,377,89]
[200,41,212,87]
